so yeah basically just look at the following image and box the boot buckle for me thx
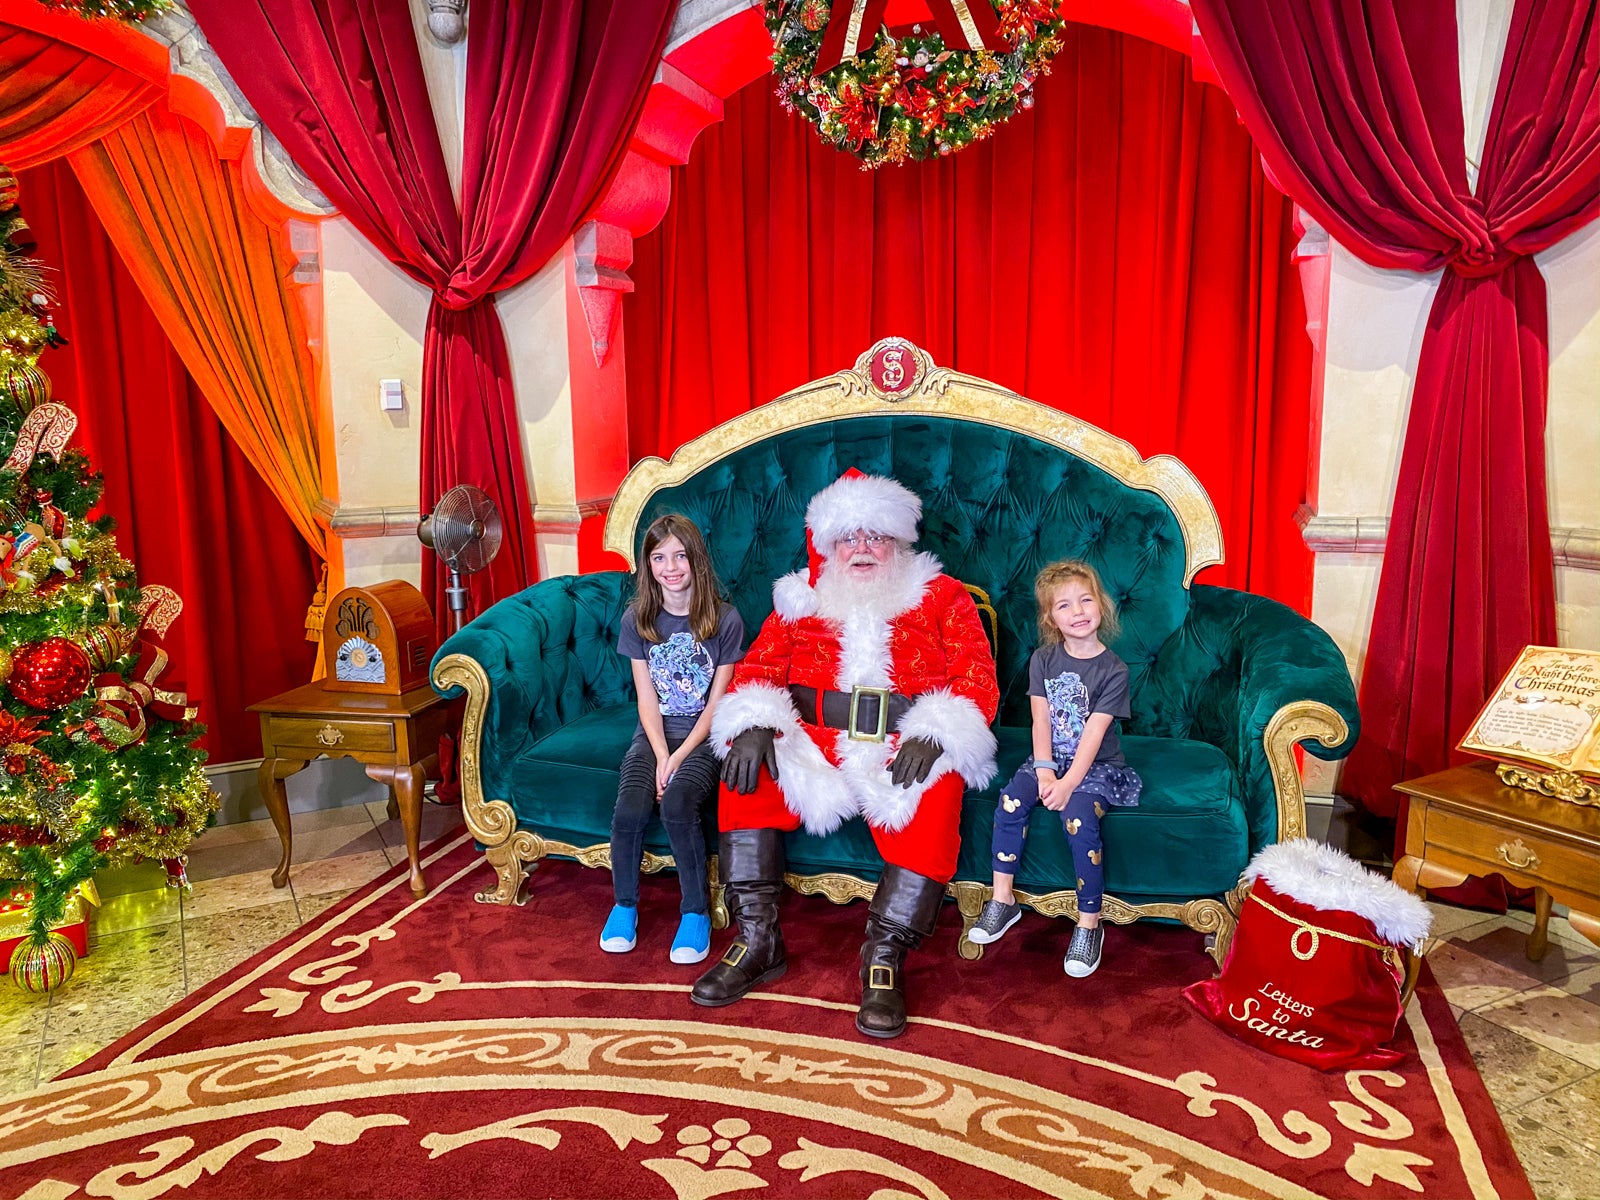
[721,943,748,968]
[868,964,895,990]
[848,686,891,742]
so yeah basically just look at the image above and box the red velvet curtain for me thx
[1191,0,1599,813]
[19,160,319,763]
[0,24,158,167]
[188,0,677,635]
[625,25,1314,610]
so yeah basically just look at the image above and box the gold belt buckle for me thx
[848,685,891,742]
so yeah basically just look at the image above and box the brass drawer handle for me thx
[1497,839,1540,872]
[316,724,345,747]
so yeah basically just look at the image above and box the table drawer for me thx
[265,715,395,755]
[1425,806,1593,887]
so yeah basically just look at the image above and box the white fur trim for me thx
[806,473,922,548]
[1245,839,1433,948]
[896,688,998,789]
[772,569,817,620]
[710,681,857,836]
[711,681,799,749]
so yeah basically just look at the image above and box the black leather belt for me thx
[789,684,912,743]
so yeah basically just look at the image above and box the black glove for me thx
[722,728,779,794]
[890,736,942,788]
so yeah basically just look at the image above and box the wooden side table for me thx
[249,682,454,898]
[1393,762,1600,959]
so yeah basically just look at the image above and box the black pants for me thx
[610,730,719,914]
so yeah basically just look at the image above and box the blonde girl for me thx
[966,560,1142,977]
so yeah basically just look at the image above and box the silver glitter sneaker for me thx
[1063,924,1103,977]
[966,898,1023,945]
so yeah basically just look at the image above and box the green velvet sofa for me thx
[432,339,1359,962]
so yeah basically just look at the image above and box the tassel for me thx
[304,564,329,642]
[306,564,329,682]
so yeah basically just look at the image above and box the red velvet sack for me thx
[1183,839,1431,1071]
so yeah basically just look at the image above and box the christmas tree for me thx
[0,163,215,991]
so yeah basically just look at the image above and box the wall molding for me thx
[1297,506,1599,569]
[532,500,610,535]
[316,500,422,540]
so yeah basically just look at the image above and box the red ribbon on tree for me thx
[73,636,198,751]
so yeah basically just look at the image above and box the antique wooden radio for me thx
[319,581,436,694]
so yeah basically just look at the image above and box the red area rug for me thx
[1,831,1531,1200]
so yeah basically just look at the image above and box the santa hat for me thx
[801,469,922,582]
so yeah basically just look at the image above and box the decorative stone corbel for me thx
[428,1,468,44]
[570,60,724,366]
[1290,209,1331,355]
[571,221,634,367]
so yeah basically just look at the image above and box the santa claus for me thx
[692,469,1000,1038]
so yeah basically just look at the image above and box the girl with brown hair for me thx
[605,514,745,964]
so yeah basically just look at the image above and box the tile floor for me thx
[1,801,1597,1199]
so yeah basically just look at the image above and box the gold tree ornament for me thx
[10,930,78,993]
[1,361,52,413]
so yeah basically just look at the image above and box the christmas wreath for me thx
[768,1,1069,166]
[34,0,167,20]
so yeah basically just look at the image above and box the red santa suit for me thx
[710,473,999,882]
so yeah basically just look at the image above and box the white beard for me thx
[813,546,912,625]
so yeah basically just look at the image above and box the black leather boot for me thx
[690,829,787,1007]
[856,865,945,1038]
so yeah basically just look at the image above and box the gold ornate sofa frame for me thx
[433,339,1351,965]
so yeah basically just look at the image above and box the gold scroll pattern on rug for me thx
[227,903,1443,1199]
[11,1105,960,1200]
[16,1112,407,1200]
[0,1019,1443,1200]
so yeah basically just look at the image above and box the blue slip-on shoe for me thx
[600,904,638,953]
[669,912,712,964]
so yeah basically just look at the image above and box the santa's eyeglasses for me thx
[839,534,891,549]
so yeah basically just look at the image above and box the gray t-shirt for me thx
[619,603,745,738]
[1027,644,1132,766]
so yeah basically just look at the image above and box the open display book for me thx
[1459,646,1600,805]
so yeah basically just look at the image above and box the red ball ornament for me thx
[8,638,93,710]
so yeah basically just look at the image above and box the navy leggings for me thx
[610,730,719,914]
[990,760,1110,914]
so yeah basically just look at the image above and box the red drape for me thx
[0,24,158,168]
[188,0,677,636]
[19,160,319,763]
[1190,0,1599,814]
[625,26,1314,610]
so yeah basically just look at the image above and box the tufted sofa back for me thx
[632,415,1193,728]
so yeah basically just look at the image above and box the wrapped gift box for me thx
[0,879,97,972]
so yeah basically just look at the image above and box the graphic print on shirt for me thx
[1044,671,1089,759]
[648,631,714,716]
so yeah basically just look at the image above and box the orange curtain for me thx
[0,24,157,167]
[69,104,327,557]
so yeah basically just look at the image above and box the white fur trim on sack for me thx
[806,473,922,548]
[1244,839,1433,948]
[710,681,857,836]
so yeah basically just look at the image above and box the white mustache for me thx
[849,554,878,566]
